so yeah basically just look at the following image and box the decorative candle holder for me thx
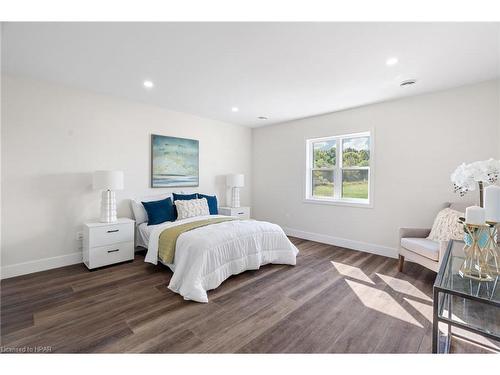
[460,223,495,281]
[484,222,500,276]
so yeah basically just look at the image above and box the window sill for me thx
[303,197,373,209]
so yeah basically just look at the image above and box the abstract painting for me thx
[151,134,199,188]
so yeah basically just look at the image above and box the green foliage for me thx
[358,149,370,161]
[313,181,368,199]
[312,170,333,186]
[314,146,369,168]
[312,141,369,200]
[342,151,359,167]
[313,184,334,196]
[342,147,370,167]
[313,147,336,168]
[342,169,368,182]
[342,181,368,199]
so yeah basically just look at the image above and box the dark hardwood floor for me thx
[0,238,495,353]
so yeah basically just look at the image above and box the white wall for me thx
[1,75,252,278]
[498,80,500,157]
[252,80,500,257]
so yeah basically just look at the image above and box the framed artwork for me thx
[151,134,199,188]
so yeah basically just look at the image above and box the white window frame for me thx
[304,131,373,208]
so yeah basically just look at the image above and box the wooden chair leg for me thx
[398,255,405,272]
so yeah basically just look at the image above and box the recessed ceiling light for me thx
[257,116,268,120]
[400,79,417,87]
[386,57,399,66]
[231,107,239,112]
[143,80,154,89]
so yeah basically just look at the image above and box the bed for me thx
[135,213,299,303]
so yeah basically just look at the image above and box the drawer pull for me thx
[237,212,244,215]
[107,249,120,253]
[107,229,119,233]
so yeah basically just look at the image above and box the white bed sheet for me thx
[136,222,150,248]
[144,215,298,303]
[137,222,175,270]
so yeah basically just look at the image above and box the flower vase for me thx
[460,224,494,281]
[484,224,500,276]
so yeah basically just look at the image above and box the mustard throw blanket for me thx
[158,217,235,264]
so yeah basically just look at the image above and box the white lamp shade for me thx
[226,174,244,187]
[484,185,500,222]
[93,170,124,190]
[465,206,486,225]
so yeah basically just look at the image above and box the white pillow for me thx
[175,198,209,220]
[130,194,171,224]
[427,208,464,242]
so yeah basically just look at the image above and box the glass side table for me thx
[433,240,499,353]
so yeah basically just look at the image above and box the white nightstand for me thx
[219,206,251,220]
[83,218,135,270]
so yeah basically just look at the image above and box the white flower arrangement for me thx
[451,158,500,196]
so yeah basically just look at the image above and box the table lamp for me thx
[226,174,244,208]
[93,170,124,222]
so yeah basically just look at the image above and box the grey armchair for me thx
[398,202,471,273]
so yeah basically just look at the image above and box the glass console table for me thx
[433,240,499,353]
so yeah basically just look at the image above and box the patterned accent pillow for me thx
[175,198,210,220]
[427,208,464,242]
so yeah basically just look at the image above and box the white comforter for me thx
[144,215,298,303]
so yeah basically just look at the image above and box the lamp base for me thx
[100,190,117,223]
[231,187,241,208]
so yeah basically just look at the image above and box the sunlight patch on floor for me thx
[377,273,432,301]
[401,297,498,350]
[439,309,500,350]
[452,326,500,350]
[404,297,432,322]
[346,279,423,328]
[331,261,375,284]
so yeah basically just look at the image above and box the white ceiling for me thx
[2,22,499,127]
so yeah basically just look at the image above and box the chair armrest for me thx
[399,227,432,240]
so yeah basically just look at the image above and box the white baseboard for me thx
[1,251,83,280]
[283,227,398,259]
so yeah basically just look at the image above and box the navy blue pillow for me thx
[172,193,198,201]
[141,197,175,226]
[198,194,218,215]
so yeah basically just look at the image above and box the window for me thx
[306,131,372,205]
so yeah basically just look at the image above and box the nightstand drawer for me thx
[233,208,250,219]
[88,241,134,269]
[88,222,134,247]
[219,206,250,220]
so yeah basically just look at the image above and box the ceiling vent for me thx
[400,79,417,87]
